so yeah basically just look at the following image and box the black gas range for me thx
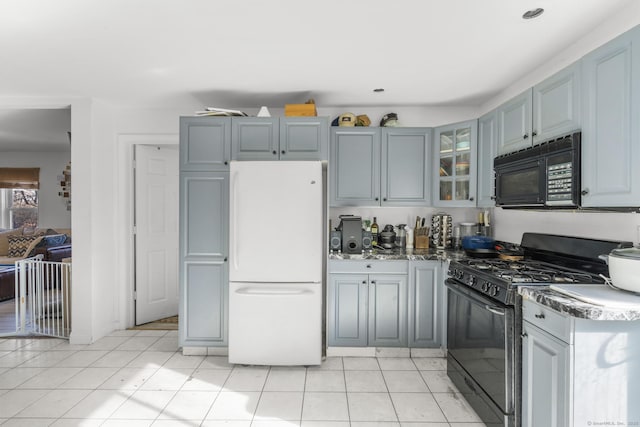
[445,233,632,427]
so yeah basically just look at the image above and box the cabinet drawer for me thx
[522,299,573,344]
[329,260,408,274]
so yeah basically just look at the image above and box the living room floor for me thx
[0,331,485,426]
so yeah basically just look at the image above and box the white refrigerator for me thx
[228,161,323,366]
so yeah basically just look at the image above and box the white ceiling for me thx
[0,0,636,149]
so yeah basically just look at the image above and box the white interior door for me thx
[135,145,179,325]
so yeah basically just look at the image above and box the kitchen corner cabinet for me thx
[497,61,581,156]
[328,260,408,347]
[477,111,497,207]
[330,127,431,207]
[407,261,441,348]
[179,171,229,347]
[580,25,640,207]
[179,116,231,171]
[232,116,328,161]
[521,299,640,427]
[433,120,478,207]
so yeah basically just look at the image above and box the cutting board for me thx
[550,284,640,309]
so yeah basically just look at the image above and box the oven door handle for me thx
[485,305,506,316]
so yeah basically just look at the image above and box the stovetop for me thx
[447,233,633,305]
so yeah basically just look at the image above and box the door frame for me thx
[116,134,178,329]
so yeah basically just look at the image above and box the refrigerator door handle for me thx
[230,169,239,272]
[234,287,314,296]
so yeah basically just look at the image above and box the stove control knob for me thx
[481,282,489,292]
[490,286,499,297]
[467,276,477,287]
[456,270,464,280]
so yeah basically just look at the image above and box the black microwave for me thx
[494,132,581,208]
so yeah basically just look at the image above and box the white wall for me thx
[0,151,71,228]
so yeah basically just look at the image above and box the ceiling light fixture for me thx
[522,8,544,19]
[373,88,385,93]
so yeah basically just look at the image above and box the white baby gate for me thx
[15,258,72,339]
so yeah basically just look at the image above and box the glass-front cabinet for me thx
[433,120,478,207]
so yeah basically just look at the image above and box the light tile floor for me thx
[0,331,486,426]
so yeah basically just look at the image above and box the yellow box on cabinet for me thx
[285,104,317,116]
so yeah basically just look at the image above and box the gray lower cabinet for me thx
[179,117,231,171]
[330,127,431,207]
[179,171,229,347]
[521,299,640,426]
[328,260,408,347]
[232,116,328,161]
[407,261,441,348]
[581,25,640,207]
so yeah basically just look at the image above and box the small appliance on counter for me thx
[338,215,362,254]
[379,224,396,249]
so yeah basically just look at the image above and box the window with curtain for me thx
[0,168,39,230]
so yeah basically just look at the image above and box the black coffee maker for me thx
[338,215,362,254]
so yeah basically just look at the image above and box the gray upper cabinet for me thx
[330,128,381,206]
[179,117,231,171]
[532,61,581,143]
[280,117,328,160]
[433,120,478,207]
[232,116,328,161]
[330,127,432,207]
[477,112,497,207]
[581,26,640,207]
[232,117,279,160]
[179,171,229,347]
[408,261,441,348]
[497,89,533,155]
[381,128,431,206]
[497,62,581,156]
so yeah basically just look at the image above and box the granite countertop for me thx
[519,286,640,321]
[328,248,466,262]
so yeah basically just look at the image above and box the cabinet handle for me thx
[366,264,372,269]
[375,197,379,201]
[370,280,376,284]
[272,150,277,155]
[383,197,387,202]
[469,197,474,201]
[532,131,537,137]
[581,189,589,196]
[534,313,545,319]
[224,257,228,262]
[490,196,496,200]
[362,280,367,284]
[523,134,529,139]
[224,161,228,165]
[521,332,528,338]
[281,150,286,155]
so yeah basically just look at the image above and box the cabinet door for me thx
[232,117,279,160]
[408,262,440,348]
[180,261,227,346]
[522,322,570,427]
[381,128,431,206]
[533,61,581,143]
[368,274,407,347]
[328,274,368,347]
[179,171,229,347]
[330,128,381,206]
[434,120,478,207]
[497,89,533,155]
[179,117,231,171]
[280,117,328,160]
[477,112,497,207]
[581,27,640,207]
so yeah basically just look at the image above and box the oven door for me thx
[446,279,515,415]
[494,157,545,207]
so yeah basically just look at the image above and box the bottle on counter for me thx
[371,217,379,246]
